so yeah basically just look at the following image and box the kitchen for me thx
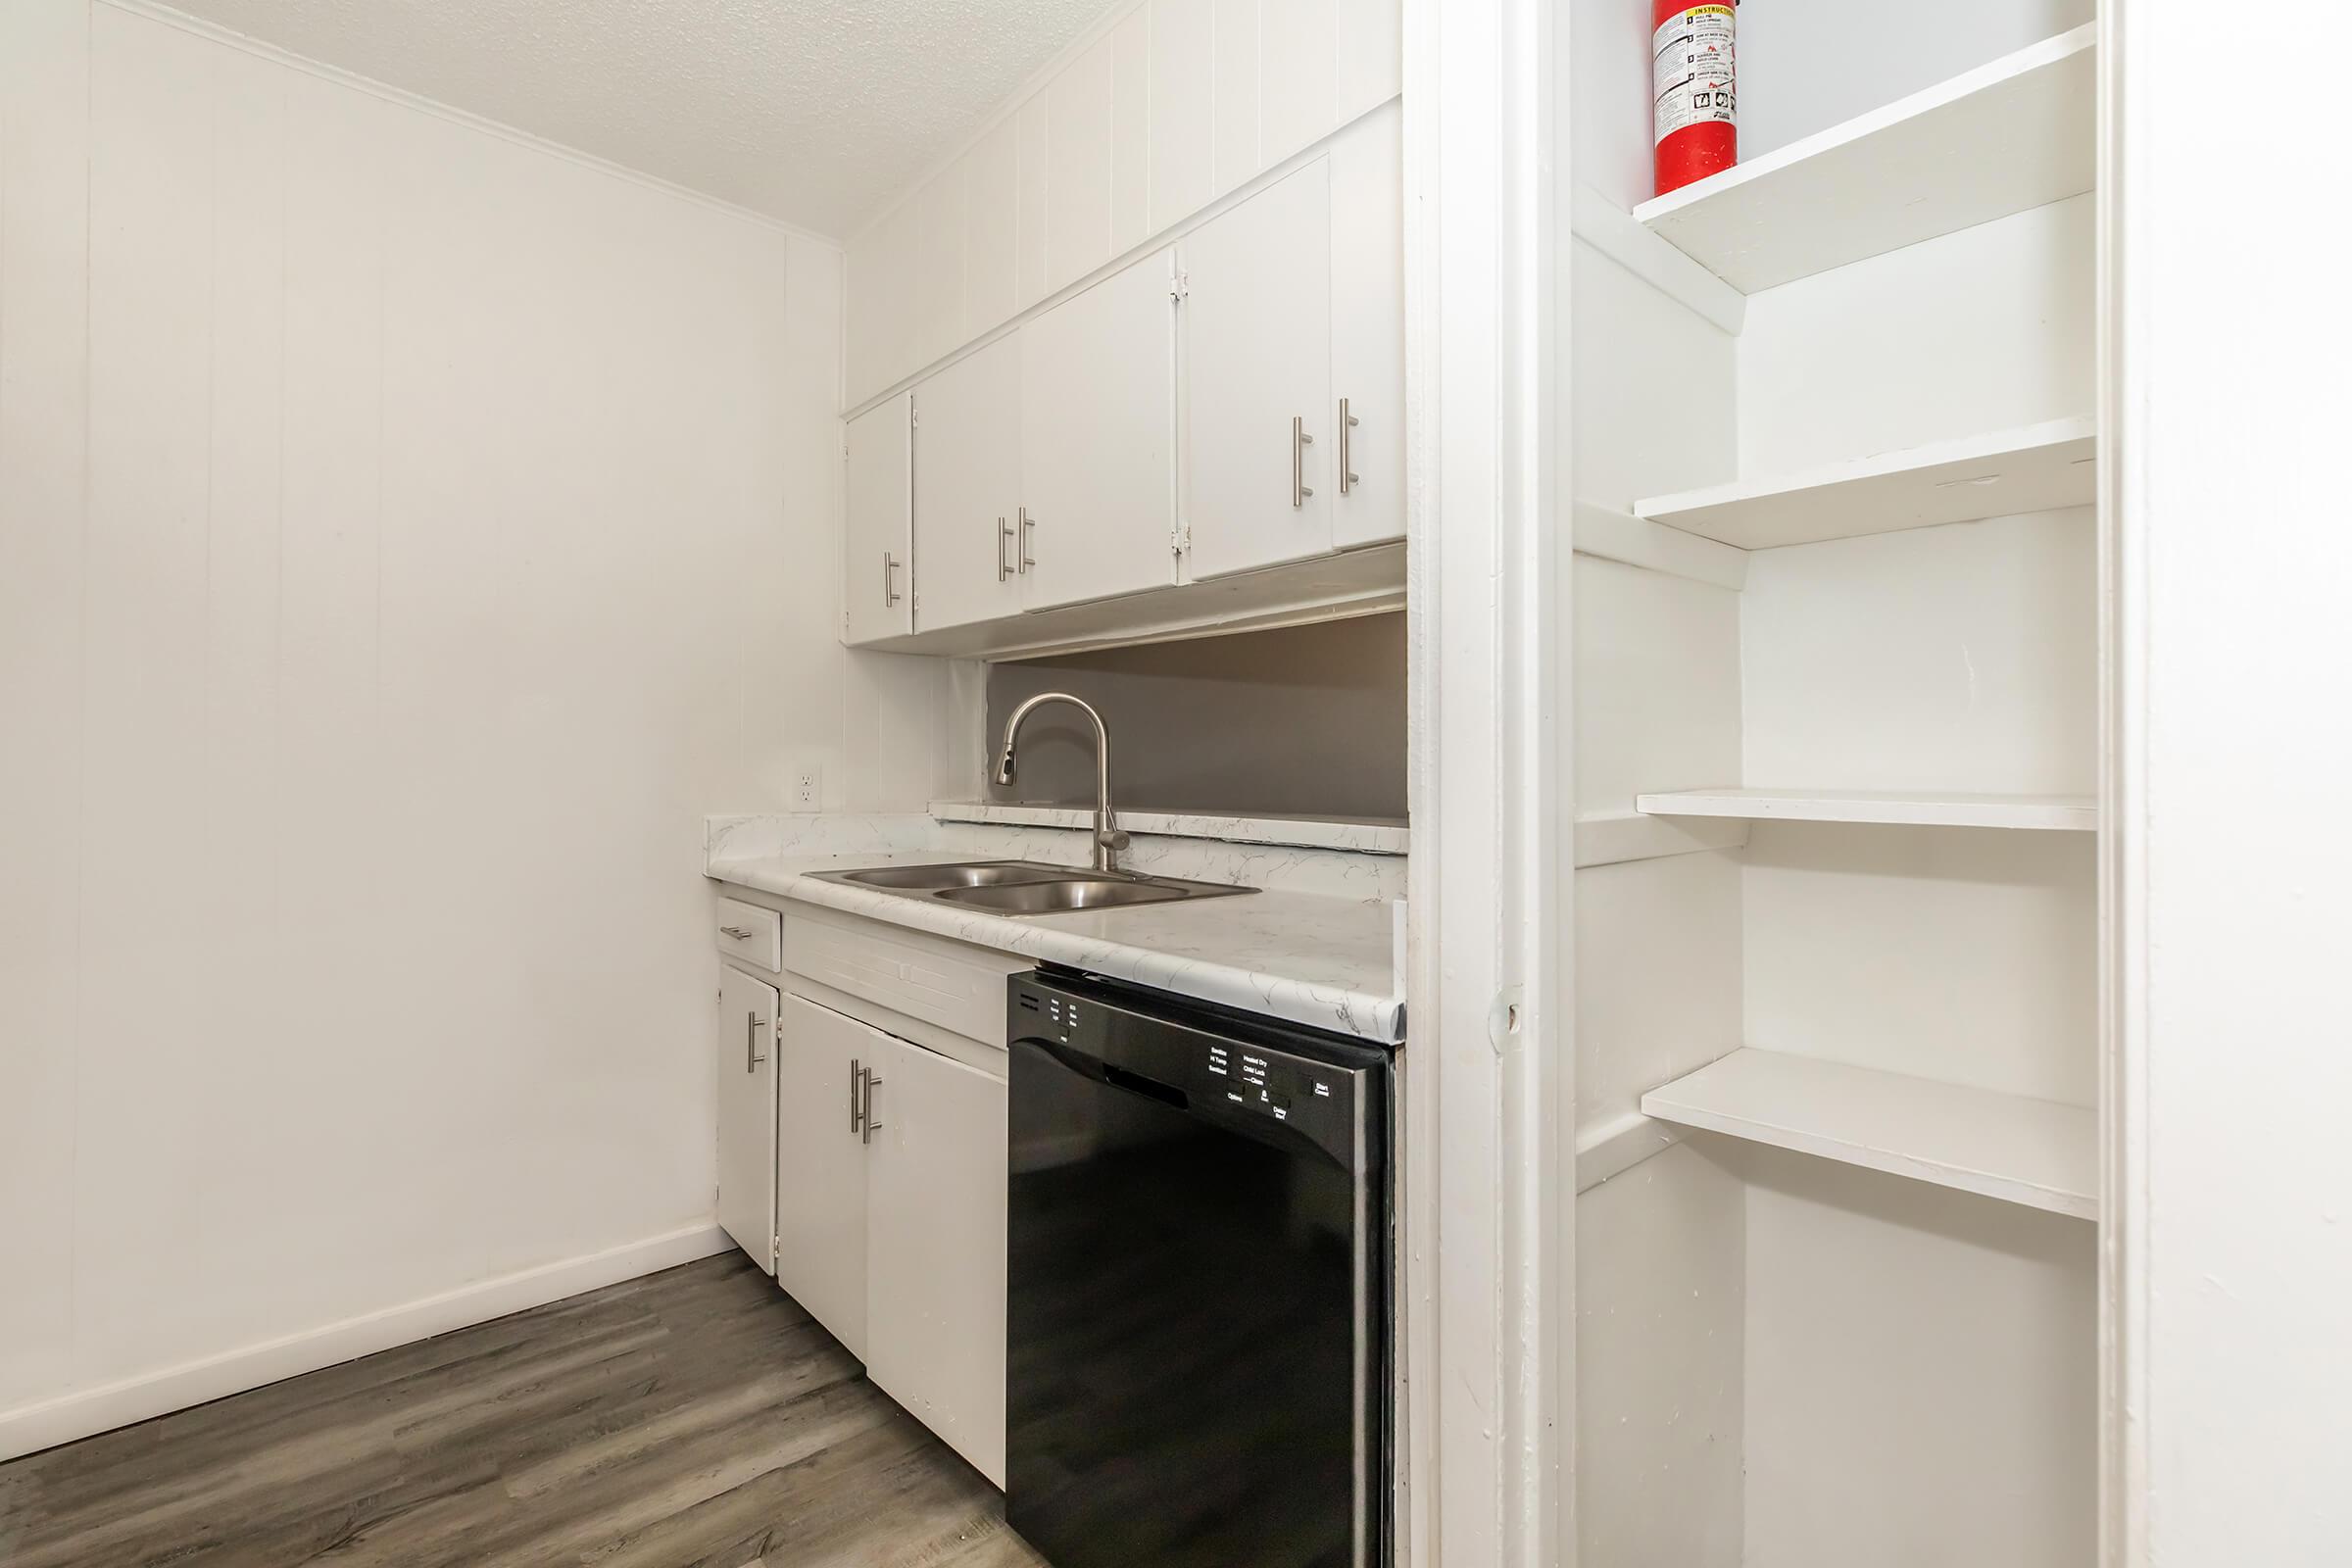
[0,3,2342,1567]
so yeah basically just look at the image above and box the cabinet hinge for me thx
[1170,269,1189,302]
[909,402,918,429]
[1172,522,1192,556]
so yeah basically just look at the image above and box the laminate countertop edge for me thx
[708,851,1407,1046]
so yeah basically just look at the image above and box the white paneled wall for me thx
[844,0,1402,408]
[0,0,956,1454]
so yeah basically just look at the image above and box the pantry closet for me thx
[1563,4,2103,1562]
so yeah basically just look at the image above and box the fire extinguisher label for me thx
[1653,4,1737,144]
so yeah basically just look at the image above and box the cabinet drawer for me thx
[714,897,782,972]
[784,912,1028,1047]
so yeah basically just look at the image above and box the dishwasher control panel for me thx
[1009,970,1385,1164]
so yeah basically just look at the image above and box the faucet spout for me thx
[994,692,1129,873]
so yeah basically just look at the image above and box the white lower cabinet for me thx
[772,993,1009,1488]
[716,966,779,1273]
[773,995,872,1359]
[862,1033,1009,1488]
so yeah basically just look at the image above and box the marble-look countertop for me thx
[707,846,1406,1045]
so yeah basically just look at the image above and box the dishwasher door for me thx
[1004,969,1390,1568]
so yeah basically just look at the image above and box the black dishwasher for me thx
[1004,966,1392,1568]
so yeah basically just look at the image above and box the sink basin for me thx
[935,877,1222,913]
[835,861,1065,891]
[809,860,1255,914]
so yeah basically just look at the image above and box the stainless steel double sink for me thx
[808,859,1256,915]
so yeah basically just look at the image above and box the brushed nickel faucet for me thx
[995,692,1130,874]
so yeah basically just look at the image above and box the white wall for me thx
[0,0,955,1456]
[2121,3,2352,1559]
[1740,1146,2096,1568]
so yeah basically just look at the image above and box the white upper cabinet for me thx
[1182,160,1334,579]
[912,335,1025,633]
[844,0,1402,406]
[843,394,912,645]
[1329,99,1404,548]
[834,10,1405,649]
[716,965,779,1273]
[1019,250,1180,612]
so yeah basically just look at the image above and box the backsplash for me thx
[984,613,1407,820]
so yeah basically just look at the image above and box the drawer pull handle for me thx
[861,1067,883,1145]
[851,1057,863,1133]
[720,925,755,940]
[746,1013,767,1072]
[1292,416,1314,508]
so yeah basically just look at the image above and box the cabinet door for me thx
[843,395,913,645]
[774,995,874,1359]
[716,966,779,1272]
[1330,104,1404,549]
[863,1035,1009,1488]
[1183,159,1334,579]
[1019,251,1180,612]
[912,335,1025,633]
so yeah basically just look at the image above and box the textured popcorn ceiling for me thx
[160,0,1120,236]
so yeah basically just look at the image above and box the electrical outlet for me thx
[793,763,822,812]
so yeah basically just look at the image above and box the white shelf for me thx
[1642,1048,2097,1219]
[1634,417,2097,551]
[1638,788,2096,832]
[1633,25,2097,294]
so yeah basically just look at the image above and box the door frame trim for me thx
[1398,0,1562,1562]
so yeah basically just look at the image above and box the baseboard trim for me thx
[0,1221,733,1463]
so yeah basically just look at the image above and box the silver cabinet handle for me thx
[860,1067,883,1145]
[720,924,754,940]
[882,552,903,606]
[1018,507,1035,573]
[851,1056,863,1133]
[1339,397,1359,494]
[746,1013,767,1072]
[997,516,1014,582]
[1292,416,1314,508]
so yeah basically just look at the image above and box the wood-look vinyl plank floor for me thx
[0,1253,1050,1568]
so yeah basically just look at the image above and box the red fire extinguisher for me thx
[1653,0,1737,197]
